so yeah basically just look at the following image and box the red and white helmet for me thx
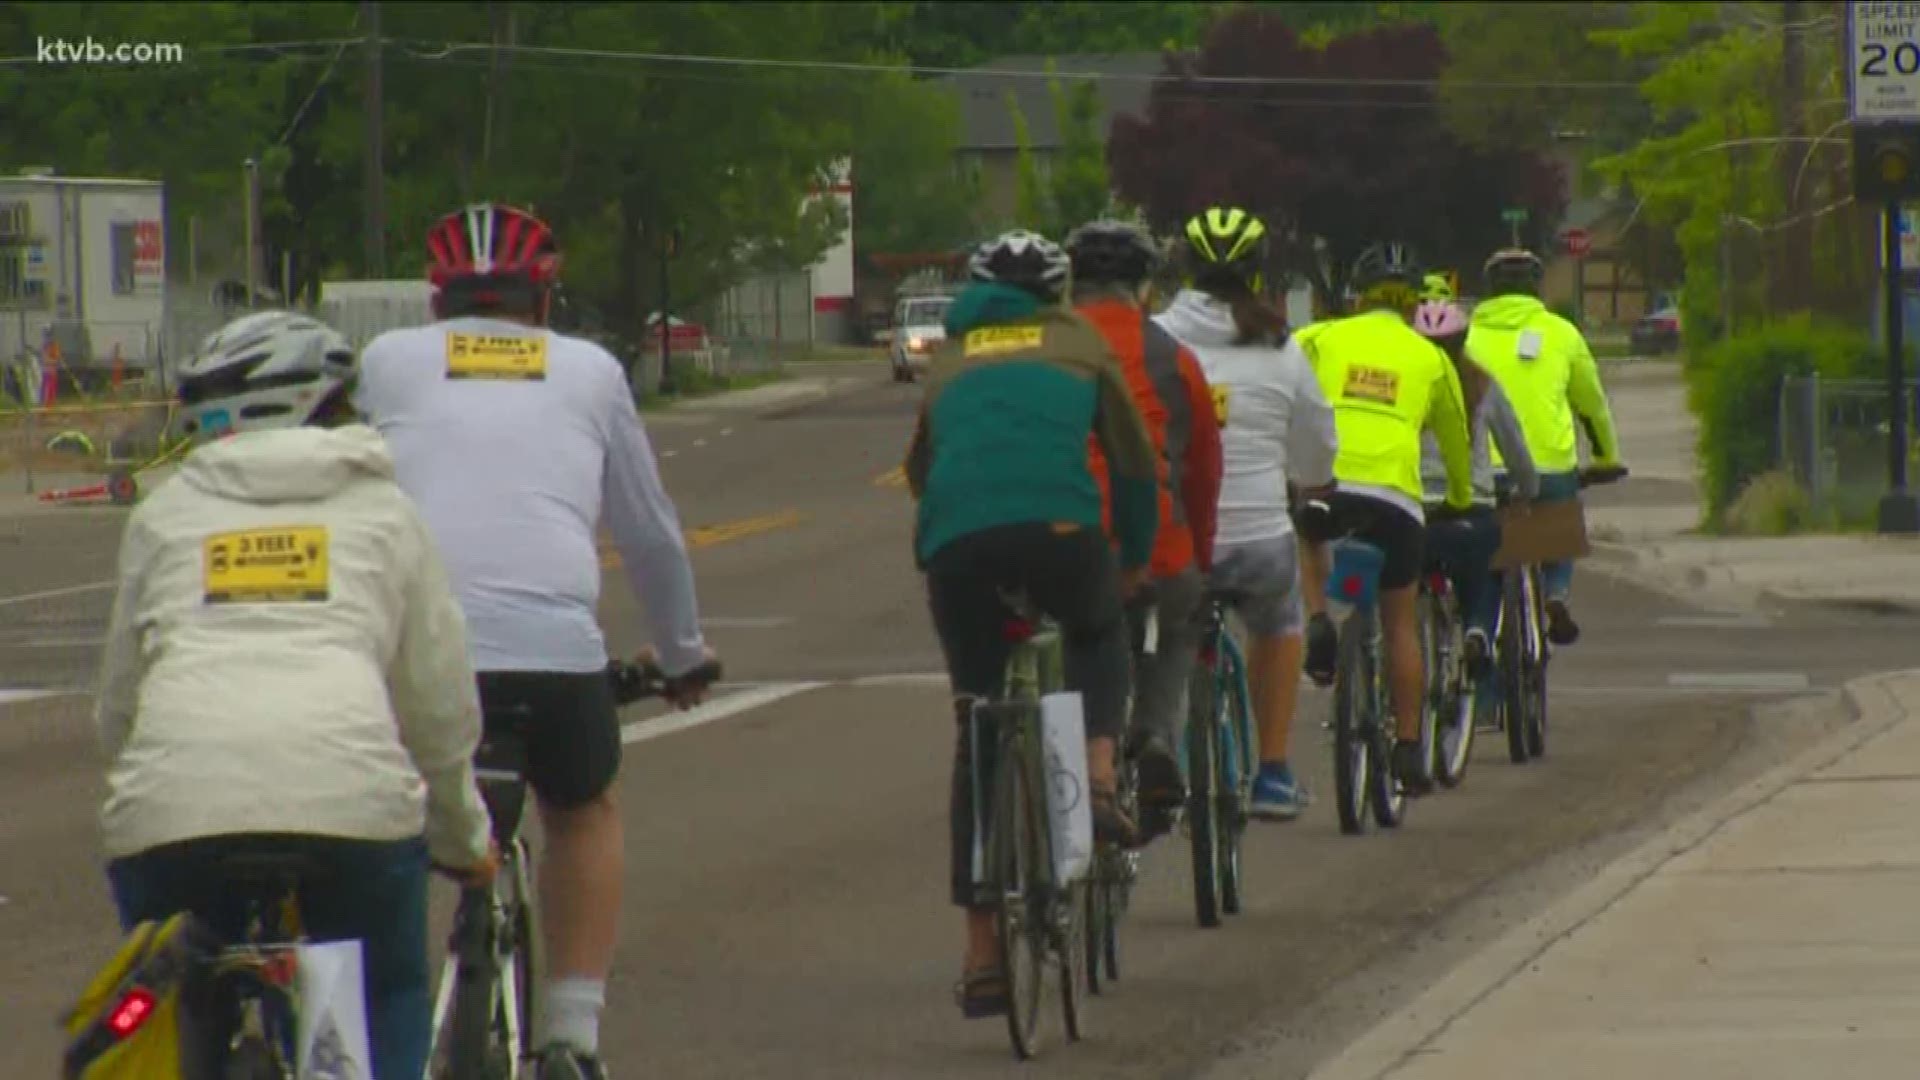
[425,202,561,289]
[1412,300,1468,339]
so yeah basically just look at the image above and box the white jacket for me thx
[1155,290,1337,546]
[94,425,492,867]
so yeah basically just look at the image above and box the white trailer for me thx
[0,172,165,373]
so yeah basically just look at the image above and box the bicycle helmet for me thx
[1063,219,1161,288]
[968,229,1071,302]
[1419,272,1455,303]
[1350,242,1423,294]
[1483,247,1545,295]
[425,202,561,289]
[1182,207,1268,285]
[1412,300,1469,339]
[175,310,357,438]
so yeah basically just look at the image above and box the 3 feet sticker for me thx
[445,332,548,381]
[203,526,331,603]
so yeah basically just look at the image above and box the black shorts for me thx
[475,670,622,815]
[1296,491,1426,590]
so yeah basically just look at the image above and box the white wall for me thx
[78,185,166,366]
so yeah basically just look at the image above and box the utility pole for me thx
[1774,0,1811,311]
[362,0,386,277]
[243,158,261,308]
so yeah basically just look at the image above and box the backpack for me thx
[61,912,221,1080]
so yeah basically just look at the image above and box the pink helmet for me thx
[1412,300,1468,339]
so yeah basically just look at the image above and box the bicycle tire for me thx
[1083,873,1107,996]
[1060,877,1088,1042]
[1501,574,1530,764]
[507,842,540,1069]
[1101,871,1123,982]
[992,719,1048,1060]
[1524,568,1550,759]
[1186,666,1223,928]
[1367,613,1407,829]
[1331,614,1371,836]
[1431,589,1474,788]
[1217,646,1250,916]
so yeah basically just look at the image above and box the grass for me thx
[636,367,786,411]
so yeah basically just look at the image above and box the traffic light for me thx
[1854,124,1920,201]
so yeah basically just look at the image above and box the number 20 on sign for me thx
[1851,3,1920,122]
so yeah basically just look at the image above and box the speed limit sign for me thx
[1850,3,1920,122]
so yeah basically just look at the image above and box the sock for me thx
[540,977,607,1056]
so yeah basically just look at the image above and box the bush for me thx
[1721,470,1814,535]
[1687,317,1878,519]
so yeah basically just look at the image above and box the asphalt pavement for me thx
[0,360,1910,1077]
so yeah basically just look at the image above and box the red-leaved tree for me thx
[1109,10,1566,304]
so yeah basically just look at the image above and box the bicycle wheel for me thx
[1432,592,1475,788]
[1331,612,1372,836]
[505,841,539,1068]
[1523,567,1550,759]
[1083,870,1107,996]
[1217,650,1251,915]
[442,890,505,1080]
[1060,877,1088,1042]
[991,720,1048,1060]
[1501,574,1530,764]
[1367,621,1407,829]
[1186,664,1224,927]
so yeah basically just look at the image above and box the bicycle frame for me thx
[1195,600,1256,809]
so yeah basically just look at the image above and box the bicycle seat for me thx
[997,588,1047,644]
[1205,586,1254,608]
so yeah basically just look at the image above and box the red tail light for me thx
[1198,644,1218,667]
[1426,572,1450,595]
[1001,618,1036,644]
[1340,575,1363,599]
[106,988,156,1039]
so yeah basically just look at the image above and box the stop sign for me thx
[1562,227,1593,258]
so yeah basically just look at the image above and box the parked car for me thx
[1631,308,1682,356]
[889,293,953,383]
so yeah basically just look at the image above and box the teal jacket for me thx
[905,283,1159,569]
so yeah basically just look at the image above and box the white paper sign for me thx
[294,940,375,1080]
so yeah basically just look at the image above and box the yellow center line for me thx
[599,509,804,569]
[874,465,907,488]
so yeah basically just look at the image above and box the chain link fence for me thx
[1777,375,1920,524]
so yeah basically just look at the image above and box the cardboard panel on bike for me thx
[1491,499,1590,570]
[1040,692,1093,885]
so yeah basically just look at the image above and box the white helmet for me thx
[177,310,357,437]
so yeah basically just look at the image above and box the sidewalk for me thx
[1303,667,1920,1080]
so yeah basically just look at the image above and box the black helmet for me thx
[1063,220,1161,287]
[1483,248,1545,295]
[968,229,1072,302]
[1350,241,1423,296]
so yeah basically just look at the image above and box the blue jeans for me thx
[107,834,431,1080]
[1534,470,1582,600]
[1424,509,1502,636]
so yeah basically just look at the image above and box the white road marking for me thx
[0,689,65,705]
[850,672,951,689]
[720,427,734,436]
[701,616,796,629]
[1666,671,1811,691]
[0,580,114,607]
[619,681,826,746]
[0,636,105,649]
[661,450,679,458]
[693,438,707,448]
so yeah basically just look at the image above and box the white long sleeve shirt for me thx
[94,425,492,866]
[1156,291,1337,547]
[355,317,708,676]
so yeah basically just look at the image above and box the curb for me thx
[1290,667,1913,1080]
[1755,587,1920,617]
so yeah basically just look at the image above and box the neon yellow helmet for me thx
[1182,207,1269,290]
[1419,272,1454,303]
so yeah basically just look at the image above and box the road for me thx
[0,360,1911,1077]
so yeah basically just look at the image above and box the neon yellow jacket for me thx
[1298,310,1474,510]
[1465,295,1621,473]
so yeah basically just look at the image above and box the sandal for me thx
[954,967,1009,1019]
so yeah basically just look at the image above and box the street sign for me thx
[1561,227,1593,259]
[1849,2,1920,123]
[1876,206,1920,268]
[1501,209,1528,225]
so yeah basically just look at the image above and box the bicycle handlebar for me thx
[1578,464,1629,488]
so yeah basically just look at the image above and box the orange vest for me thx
[1078,299,1193,577]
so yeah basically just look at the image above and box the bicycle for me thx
[1415,521,1482,789]
[425,655,722,1080]
[201,850,322,1080]
[969,590,1090,1059]
[1087,604,1152,997]
[1324,538,1413,835]
[1184,588,1257,927]
[1491,465,1628,764]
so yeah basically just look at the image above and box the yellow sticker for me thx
[962,326,1043,357]
[1211,385,1231,427]
[203,526,331,604]
[445,332,548,381]
[1343,365,1400,406]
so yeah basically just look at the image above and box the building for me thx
[0,171,166,375]
[1542,193,1662,329]
[939,53,1162,228]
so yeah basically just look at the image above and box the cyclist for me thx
[94,310,497,1080]
[356,202,718,1080]
[1294,242,1475,795]
[903,228,1159,1018]
[1413,299,1539,671]
[1064,218,1223,829]
[1467,248,1624,645]
[1157,207,1338,820]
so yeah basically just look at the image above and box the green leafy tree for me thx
[1048,75,1111,232]
[850,73,980,255]
[1008,92,1052,232]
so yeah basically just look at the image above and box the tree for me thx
[1009,92,1051,231]
[849,73,980,257]
[1107,10,1566,302]
[1048,75,1111,231]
